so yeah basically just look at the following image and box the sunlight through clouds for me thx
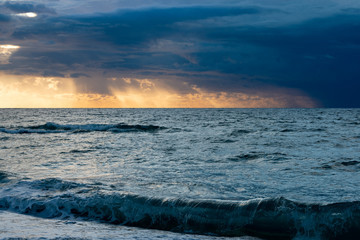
[109,78,317,108]
[15,12,38,18]
[0,45,20,64]
[0,73,76,108]
[1,0,359,107]
[0,72,316,108]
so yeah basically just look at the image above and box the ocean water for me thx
[0,108,359,240]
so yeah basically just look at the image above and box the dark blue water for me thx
[0,109,359,239]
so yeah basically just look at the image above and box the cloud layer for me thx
[1,0,360,107]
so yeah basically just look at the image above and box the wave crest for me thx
[0,122,165,134]
[1,189,359,239]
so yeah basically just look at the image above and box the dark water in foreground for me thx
[0,109,359,239]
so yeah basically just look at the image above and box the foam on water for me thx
[1,210,261,240]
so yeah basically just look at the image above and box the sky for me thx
[1,0,360,108]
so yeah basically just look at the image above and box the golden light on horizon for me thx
[110,87,316,108]
[0,73,77,108]
[109,78,317,108]
[0,73,318,108]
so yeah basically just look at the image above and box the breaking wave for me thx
[0,179,359,239]
[0,122,165,134]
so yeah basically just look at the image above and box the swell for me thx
[0,122,165,134]
[0,171,10,182]
[0,187,359,239]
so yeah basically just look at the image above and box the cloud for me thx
[3,2,56,15]
[0,13,11,22]
[0,72,76,108]
[0,71,316,108]
[5,6,264,76]
[109,78,317,108]
[70,73,90,78]
[218,13,360,107]
[0,44,20,64]
[1,3,360,107]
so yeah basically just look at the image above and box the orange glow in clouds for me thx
[0,73,77,108]
[0,73,318,108]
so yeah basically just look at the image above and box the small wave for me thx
[227,153,264,162]
[0,191,360,239]
[0,171,10,182]
[341,161,360,166]
[8,178,89,193]
[211,138,237,144]
[280,129,295,133]
[28,178,89,192]
[60,149,95,154]
[314,160,360,172]
[280,128,326,133]
[227,153,287,162]
[230,129,252,136]
[0,122,165,134]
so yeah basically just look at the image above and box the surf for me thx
[1,179,359,239]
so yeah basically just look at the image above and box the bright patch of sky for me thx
[0,44,20,64]
[14,12,37,17]
[1,0,360,107]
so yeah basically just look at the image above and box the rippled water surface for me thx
[1,109,359,239]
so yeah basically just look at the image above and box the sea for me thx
[0,108,359,240]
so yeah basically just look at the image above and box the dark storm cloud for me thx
[6,6,263,72]
[205,13,360,107]
[70,73,90,78]
[3,4,360,106]
[10,6,261,43]
[3,2,56,14]
[0,13,10,22]
[43,70,64,77]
